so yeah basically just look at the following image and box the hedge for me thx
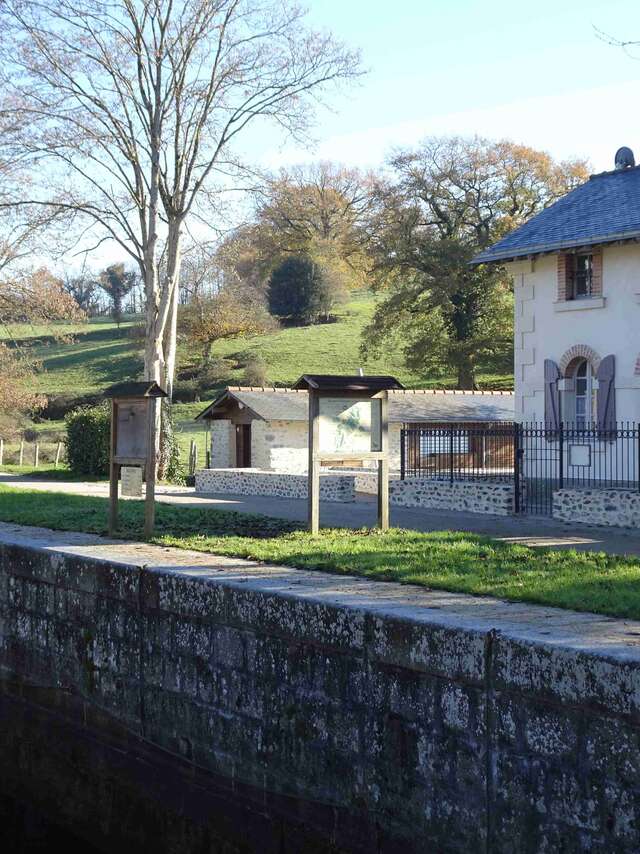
[64,403,111,476]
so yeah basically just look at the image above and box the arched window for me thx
[574,358,596,427]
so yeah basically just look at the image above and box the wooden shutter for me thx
[591,251,603,297]
[557,254,571,301]
[596,354,616,434]
[544,359,561,430]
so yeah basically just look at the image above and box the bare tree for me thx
[0,0,360,408]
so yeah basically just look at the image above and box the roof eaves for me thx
[471,228,640,266]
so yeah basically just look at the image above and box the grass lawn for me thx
[0,484,639,620]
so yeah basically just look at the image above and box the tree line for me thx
[176,142,587,389]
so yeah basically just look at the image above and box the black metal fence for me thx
[400,421,640,515]
[400,422,516,482]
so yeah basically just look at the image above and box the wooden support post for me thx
[378,392,390,531]
[0,439,4,466]
[55,442,62,468]
[33,444,39,468]
[308,391,320,534]
[109,399,119,534]
[144,397,157,538]
[19,440,24,466]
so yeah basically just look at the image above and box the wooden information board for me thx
[106,382,167,537]
[293,374,404,534]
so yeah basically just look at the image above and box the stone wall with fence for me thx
[195,467,356,502]
[553,487,640,528]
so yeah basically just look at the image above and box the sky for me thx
[58,0,640,271]
[257,0,640,173]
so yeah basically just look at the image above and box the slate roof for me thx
[293,374,404,392]
[472,165,640,264]
[196,387,515,424]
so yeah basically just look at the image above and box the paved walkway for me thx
[2,472,640,558]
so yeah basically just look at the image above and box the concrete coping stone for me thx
[1,521,640,666]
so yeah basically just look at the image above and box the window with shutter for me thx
[557,252,603,301]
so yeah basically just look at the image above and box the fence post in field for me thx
[19,440,24,466]
[0,438,3,466]
[55,442,63,468]
[33,444,39,468]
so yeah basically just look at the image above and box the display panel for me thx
[116,401,148,458]
[318,397,382,454]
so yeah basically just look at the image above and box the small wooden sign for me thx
[121,465,143,497]
[106,381,167,538]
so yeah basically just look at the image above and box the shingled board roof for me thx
[196,387,514,424]
[472,165,640,264]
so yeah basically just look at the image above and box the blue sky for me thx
[259,0,640,172]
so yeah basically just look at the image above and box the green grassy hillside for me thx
[0,294,512,467]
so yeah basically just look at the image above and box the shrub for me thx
[268,255,335,325]
[241,355,268,387]
[65,403,111,476]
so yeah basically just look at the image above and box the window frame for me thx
[568,253,593,300]
[573,358,596,428]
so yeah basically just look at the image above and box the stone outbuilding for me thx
[195,386,515,474]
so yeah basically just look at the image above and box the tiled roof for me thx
[196,387,514,424]
[472,165,640,264]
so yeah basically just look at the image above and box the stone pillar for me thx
[210,420,233,468]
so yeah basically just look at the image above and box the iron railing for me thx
[400,422,516,483]
[400,421,640,515]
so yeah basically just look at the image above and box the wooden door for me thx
[235,424,251,467]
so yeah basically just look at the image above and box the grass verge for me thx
[0,484,638,620]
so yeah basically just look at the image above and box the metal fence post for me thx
[449,426,454,485]
[513,423,521,514]
[559,422,564,491]
[400,427,406,480]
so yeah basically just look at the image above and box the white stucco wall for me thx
[209,419,403,474]
[509,245,640,423]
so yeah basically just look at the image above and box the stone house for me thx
[195,386,515,474]
[473,146,640,428]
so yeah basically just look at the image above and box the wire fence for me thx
[0,440,65,468]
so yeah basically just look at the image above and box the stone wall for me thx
[390,477,516,515]
[553,487,640,528]
[210,419,233,468]
[195,467,355,502]
[2,526,640,852]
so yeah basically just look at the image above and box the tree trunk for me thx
[156,220,183,479]
[456,360,478,390]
